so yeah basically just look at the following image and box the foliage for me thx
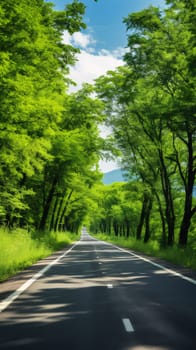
[94,0,196,248]
[88,181,143,237]
[0,0,195,278]
[0,0,104,234]
[0,227,79,281]
[93,233,196,270]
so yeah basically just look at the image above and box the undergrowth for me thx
[93,233,196,270]
[0,228,79,282]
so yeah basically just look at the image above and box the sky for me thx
[47,0,166,172]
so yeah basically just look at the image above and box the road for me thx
[0,228,196,349]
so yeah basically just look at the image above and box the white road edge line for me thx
[107,284,113,288]
[122,318,134,332]
[84,236,196,286]
[0,242,78,313]
[110,244,196,286]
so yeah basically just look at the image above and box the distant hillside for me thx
[102,171,196,197]
[102,168,127,185]
[103,171,196,195]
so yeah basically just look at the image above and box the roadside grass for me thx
[93,233,196,270]
[0,228,79,282]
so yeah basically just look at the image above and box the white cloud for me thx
[62,31,72,45]
[99,126,121,173]
[63,31,124,172]
[62,31,96,49]
[72,32,96,48]
[68,49,123,172]
[62,31,124,91]
[99,47,129,59]
[99,159,120,173]
[69,49,124,91]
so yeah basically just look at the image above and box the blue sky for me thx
[47,0,166,172]
[50,0,165,51]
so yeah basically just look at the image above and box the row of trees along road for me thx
[91,0,195,247]
[0,0,105,233]
[0,0,195,249]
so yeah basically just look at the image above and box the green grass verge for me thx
[93,233,196,270]
[0,228,79,282]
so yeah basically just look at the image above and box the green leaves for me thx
[124,6,162,32]
[0,0,102,230]
[94,0,196,246]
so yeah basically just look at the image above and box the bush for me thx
[93,233,196,270]
[0,228,79,281]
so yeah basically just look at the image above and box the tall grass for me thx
[93,233,196,270]
[0,228,79,282]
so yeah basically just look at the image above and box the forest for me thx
[0,0,195,280]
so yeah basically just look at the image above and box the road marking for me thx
[0,242,78,313]
[122,318,134,332]
[109,244,196,286]
[107,284,113,288]
[99,262,102,265]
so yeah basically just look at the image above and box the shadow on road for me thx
[0,240,195,350]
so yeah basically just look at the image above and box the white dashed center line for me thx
[122,318,134,332]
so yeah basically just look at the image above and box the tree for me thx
[88,181,143,239]
[96,68,176,245]
[94,0,195,247]
[36,84,104,231]
[0,0,90,228]
[124,0,196,245]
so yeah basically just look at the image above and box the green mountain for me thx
[103,171,196,198]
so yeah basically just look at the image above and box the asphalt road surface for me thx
[0,228,195,350]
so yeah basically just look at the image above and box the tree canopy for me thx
[0,0,104,232]
[93,0,195,247]
[0,0,195,251]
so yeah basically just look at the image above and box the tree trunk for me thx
[159,149,175,246]
[178,131,195,246]
[101,220,107,233]
[49,195,59,231]
[154,190,167,247]
[107,218,111,235]
[136,191,149,240]
[5,212,12,229]
[58,190,73,231]
[125,220,130,237]
[39,175,58,231]
[143,197,153,243]
[54,190,68,232]
[113,221,119,236]
[54,196,64,232]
